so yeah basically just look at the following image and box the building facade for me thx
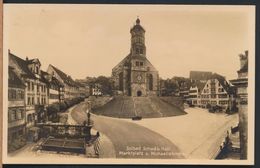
[8,67,26,152]
[198,74,235,110]
[112,18,159,97]
[9,52,48,134]
[47,64,80,99]
[41,70,64,104]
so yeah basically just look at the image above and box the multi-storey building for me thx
[41,70,64,104]
[199,73,235,110]
[8,66,26,152]
[47,64,80,99]
[9,51,48,140]
[187,81,205,106]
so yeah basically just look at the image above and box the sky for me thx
[4,4,255,80]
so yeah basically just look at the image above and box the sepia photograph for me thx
[2,4,255,165]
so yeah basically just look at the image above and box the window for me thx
[32,97,35,105]
[27,82,30,90]
[219,94,228,98]
[27,114,32,123]
[27,97,31,105]
[140,62,143,66]
[37,85,39,92]
[140,49,143,54]
[16,110,22,120]
[136,61,140,66]
[37,97,40,104]
[8,89,16,100]
[17,90,24,100]
[32,83,34,91]
[8,109,16,121]
[10,110,16,121]
[211,95,216,98]
[136,48,139,54]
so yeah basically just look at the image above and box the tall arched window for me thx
[149,74,153,91]
[119,72,123,91]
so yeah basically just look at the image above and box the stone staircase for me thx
[92,96,186,118]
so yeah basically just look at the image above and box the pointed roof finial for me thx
[136,16,140,25]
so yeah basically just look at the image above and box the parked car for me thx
[132,116,142,120]
[208,105,223,113]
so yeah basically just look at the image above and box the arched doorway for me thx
[137,91,142,97]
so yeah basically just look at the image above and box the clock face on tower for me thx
[137,75,142,82]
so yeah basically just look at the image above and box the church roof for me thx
[190,71,213,81]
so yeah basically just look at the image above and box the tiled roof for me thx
[9,53,36,79]
[190,71,213,81]
[49,64,78,87]
[41,70,64,88]
[191,81,206,93]
[211,73,234,95]
[8,66,25,88]
[130,24,145,33]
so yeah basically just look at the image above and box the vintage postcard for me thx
[2,4,255,165]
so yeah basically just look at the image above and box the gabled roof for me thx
[211,73,234,95]
[41,70,64,88]
[49,64,78,87]
[8,66,25,88]
[191,80,206,93]
[51,76,64,88]
[9,53,36,79]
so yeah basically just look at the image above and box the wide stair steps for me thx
[92,96,186,118]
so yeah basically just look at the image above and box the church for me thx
[112,18,159,97]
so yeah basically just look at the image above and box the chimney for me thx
[26,57,29,61]
[8,49,10,54]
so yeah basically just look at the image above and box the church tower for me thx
[130,18,146,57]
[112,17,159,97]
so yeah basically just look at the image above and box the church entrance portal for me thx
[137,91,142,97]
